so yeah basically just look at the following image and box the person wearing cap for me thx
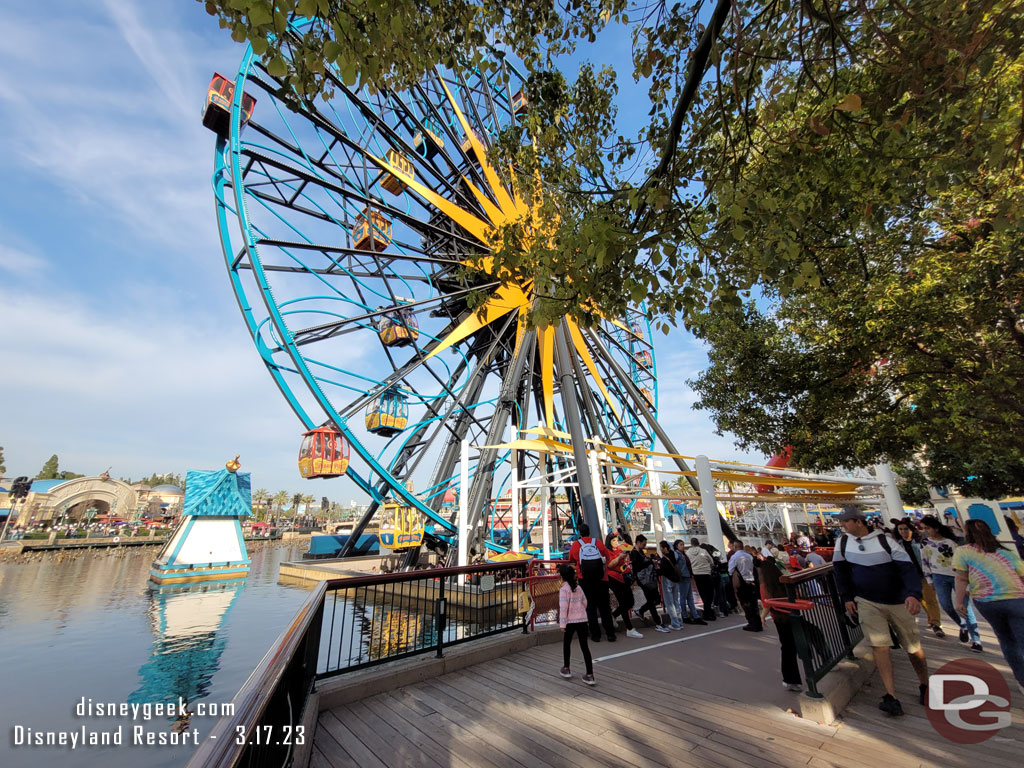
[833,506,929,717]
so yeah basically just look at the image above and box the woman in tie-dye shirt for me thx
[953,520,1024,692]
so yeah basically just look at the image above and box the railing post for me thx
[435,573,447,658]
[784,582,822,699]
[826,570,855,659]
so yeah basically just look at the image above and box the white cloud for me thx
[0,244,46,276]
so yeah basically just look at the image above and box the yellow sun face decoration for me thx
[369,80,622,430]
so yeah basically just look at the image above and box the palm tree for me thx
[273,490,290,523]
[290,492,302,520]
[301,493,315,521]
[252,488,269,520]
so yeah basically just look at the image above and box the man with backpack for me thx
[832,506,929,717]
[568,524,617,642]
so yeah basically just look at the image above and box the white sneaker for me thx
[654,625,671,633]
[783,683,803,692]
[625,629,643,639]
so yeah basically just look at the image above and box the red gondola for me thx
[298,427,350,479]
[202,73,256,137]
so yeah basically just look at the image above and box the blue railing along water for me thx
[185,559,529,768]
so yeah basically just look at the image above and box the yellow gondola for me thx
[413,117,444,159]
[380,149,414,195]
[378,302,419,347]
[640,387,655,407]
[352,207,392,251]
[365,389,410,437]
[378,502,424,549]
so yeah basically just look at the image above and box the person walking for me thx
[895,518,945,638]
[604,532,643,638]
[708,543,737,616]
[657,540,685,630]
[630,535,671,632]
[568,524,617,643]
[673,539,706,624]
[832,507,929,717]
[953,519,1024,694]
[759,557,802,691]
[920,515,982,651]
[728,540,763,631]
[687,538,718,621]
[557,564,595,685]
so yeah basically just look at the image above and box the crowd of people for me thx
[555,513,1024,713]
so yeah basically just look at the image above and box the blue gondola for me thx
[366,389,409,437]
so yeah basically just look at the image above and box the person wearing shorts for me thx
[833,506,929,717]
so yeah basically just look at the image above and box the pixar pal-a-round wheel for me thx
[207,24,660,552]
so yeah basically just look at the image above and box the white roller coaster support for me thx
[647,457,666,542]
[510,426,520,553]
[589,442,607,538]
[696,455,728,552]
[781,503,794,537]
[541,470,551,562]
[458,439,469,582]
[874,463,905,519]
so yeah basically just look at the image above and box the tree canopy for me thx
[205,1,1024,494]
[35,455,60,480]
[0,446,5,476]
[687,1,1024,496]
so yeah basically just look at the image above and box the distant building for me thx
[0,473,184,526]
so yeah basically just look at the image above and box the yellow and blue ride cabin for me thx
[202,73,256,137]
[378,302,420,347]
[635,350,653,369]
[378,502,425,550]
[365,389,410,437]
[380,149,414,195]
[412,117,444,159]
[629,319,644,337]
[298,426,350,479]
[511,90,529,114]
[352,206,392,252]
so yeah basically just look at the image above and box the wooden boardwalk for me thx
[311,616,1023,768]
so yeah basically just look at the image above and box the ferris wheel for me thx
[206,21,660,552]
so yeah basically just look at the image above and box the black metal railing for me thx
[781,564,863,698]
[317,559,528,677]
[185,560,530,768]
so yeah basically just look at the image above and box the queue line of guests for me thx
[557,515,1024,705]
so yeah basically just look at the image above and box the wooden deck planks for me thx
[315,617,1024,768]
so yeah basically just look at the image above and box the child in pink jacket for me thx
[558,563,595,685]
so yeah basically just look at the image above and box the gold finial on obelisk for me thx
[226,455,241,473]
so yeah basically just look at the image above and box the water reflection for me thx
[129,582,244,728]
[0,544,308,768]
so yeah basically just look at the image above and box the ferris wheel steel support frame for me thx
[554,324,602,536]
[223,46,474,539]
[215,35,664,555]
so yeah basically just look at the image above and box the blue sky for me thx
[0,1,761,499]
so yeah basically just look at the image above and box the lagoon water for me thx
[0,543,311,768]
